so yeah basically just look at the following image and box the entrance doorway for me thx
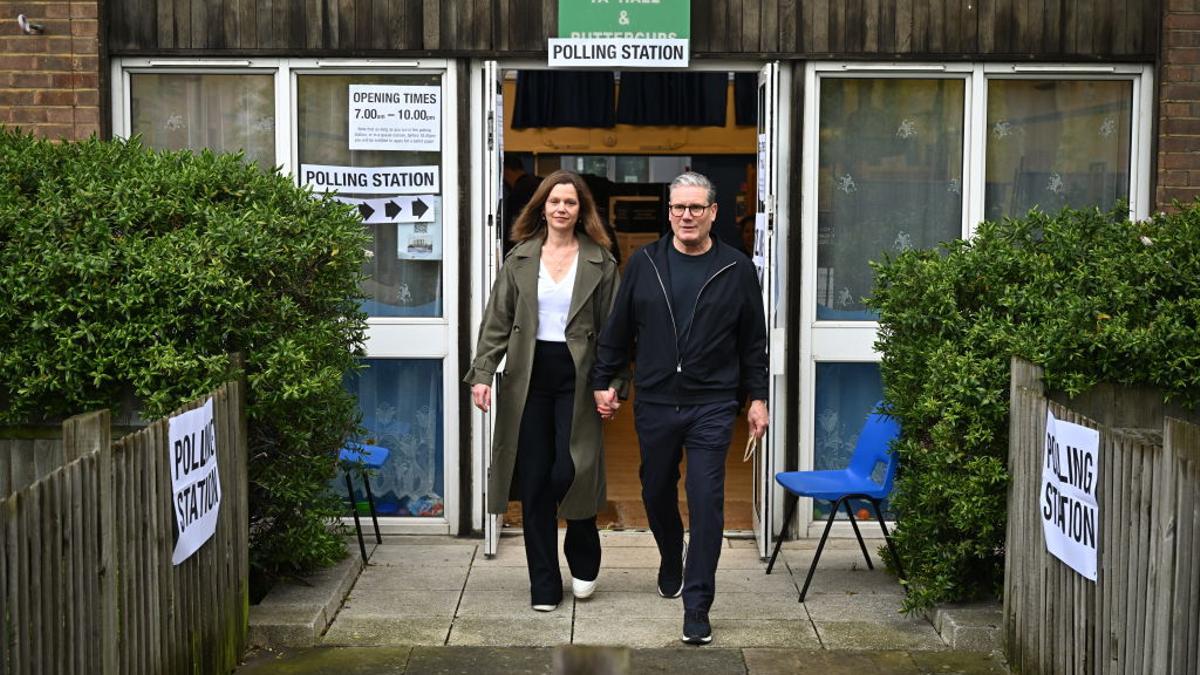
[472,61,789,555]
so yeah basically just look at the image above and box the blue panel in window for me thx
[813,362,892,520]
[337,359,444,517]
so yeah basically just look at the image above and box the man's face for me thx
[668,185,717,249]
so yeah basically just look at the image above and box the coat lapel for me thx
[567,236,605,328]
[511,240,541,321]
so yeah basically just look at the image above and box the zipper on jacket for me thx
[642,249,681,372]
[644,249,737,375]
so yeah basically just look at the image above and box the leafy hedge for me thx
[869,204,1200,612]
[0,128,369,585]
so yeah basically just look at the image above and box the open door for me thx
[475,60,505,557]
[751,61,789,559]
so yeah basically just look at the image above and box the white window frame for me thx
[798,61,1153,539]
[111,57,462,535]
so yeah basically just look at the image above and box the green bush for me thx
[0,128,369,586]
[869,204,1200,612]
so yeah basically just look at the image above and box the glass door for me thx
[293,62,460,534]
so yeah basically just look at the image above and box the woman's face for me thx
[543,182,580,235]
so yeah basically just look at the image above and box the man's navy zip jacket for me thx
[590,235,768,406]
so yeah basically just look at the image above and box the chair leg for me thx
[870,499,906,589]
[363,471,382,545]
[799,497,845,603]
[345,472,368,563]
[766,494,797,575]
[843,499,874,570]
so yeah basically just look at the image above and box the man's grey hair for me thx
[670,171,717,205]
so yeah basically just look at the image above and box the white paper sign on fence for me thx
[1041,409,1100,581]
[168,398,221,565]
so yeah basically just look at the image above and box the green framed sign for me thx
[558,0,690,39]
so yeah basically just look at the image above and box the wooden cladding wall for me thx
[109,0,1160,59]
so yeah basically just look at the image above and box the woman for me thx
[464,170,622,611]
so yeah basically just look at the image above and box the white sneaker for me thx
[532,603,558,612]
[572,576,597,599]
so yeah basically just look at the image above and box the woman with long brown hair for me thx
[464,170,622,611]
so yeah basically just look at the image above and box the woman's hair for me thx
[510,169,612,251]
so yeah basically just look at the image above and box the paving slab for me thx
[813,620,948,651]
[337,589,459,619]
[456,589,576,618]
[574,591,686,620]
[781,546,884,572]
[353,564,469,592]
[573,617,690,648]
[369,544,477,567]
[795,567,907,596]
[712,569,799,594]
[708,592,810,620]
[600,530,660,547]
[463,564,543,591]
[629,648,748,674]
[803,592,916,623]
[447,616,573,646]
[237,646,413,675]
[743,648,922,675]
[249,552,364,648]
[476,544,568,567]
[909,650,1010,674]
[321,616,452,647]
[404,646,554,675]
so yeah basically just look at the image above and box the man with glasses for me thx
[591,171,769,645]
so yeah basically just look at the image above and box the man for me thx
[591,171,769,645]
[502,153,541,254]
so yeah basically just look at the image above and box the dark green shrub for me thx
[869,204,1200,612]
[0,128,369,585]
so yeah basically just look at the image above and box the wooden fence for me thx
[0,380,249,675]
[1005,356,1200,674]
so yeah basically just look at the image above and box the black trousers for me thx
[634,399,738,612]
[517,340,602,605]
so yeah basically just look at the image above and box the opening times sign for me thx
[1041,409,1100,581]
[348,85,441,152]
[553,0,690,68]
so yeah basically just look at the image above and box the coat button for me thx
[514,325,521,332]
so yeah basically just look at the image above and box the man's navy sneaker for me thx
[681,609,712,645]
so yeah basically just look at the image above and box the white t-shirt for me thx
[536,252,578,342]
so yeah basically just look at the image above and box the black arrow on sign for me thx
[411,198,429,219]
[384,200,402,219]
[357,203,375,220]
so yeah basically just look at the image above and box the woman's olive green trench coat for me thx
[463,235,622,519]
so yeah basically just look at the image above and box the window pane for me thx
[130,73,275,170]
[813,362,890,519]
[337,359,445,517]
[985,79,1132,220]
[817,78,964,320]
[297,74,445,318]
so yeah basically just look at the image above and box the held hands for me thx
[593,387,620,420]
[471,383,492,412]
[748,399,769,440]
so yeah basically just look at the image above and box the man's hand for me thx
[593,388,620,419]
[748,399,769,439]
[471,383,492,412]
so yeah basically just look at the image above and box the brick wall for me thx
[0,1,101,141]
[1158,0,1200,210]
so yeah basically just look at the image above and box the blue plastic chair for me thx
[765,404,906,602]
[339,442,390,563]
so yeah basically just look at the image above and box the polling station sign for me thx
[168,398,221,565]
[348,85,441,152]
[548,38,688,68]
[1042,409,1100,581]
[300,164,441,195]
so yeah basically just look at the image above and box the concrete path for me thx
[240,531,1008,673]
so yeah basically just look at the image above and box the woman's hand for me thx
[471,383,492,412]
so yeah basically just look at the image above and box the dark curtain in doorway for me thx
[511,71,616,128]
[616,72,727,126]
[734,72,758,126]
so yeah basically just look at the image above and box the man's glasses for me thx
[668,203,712,217]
